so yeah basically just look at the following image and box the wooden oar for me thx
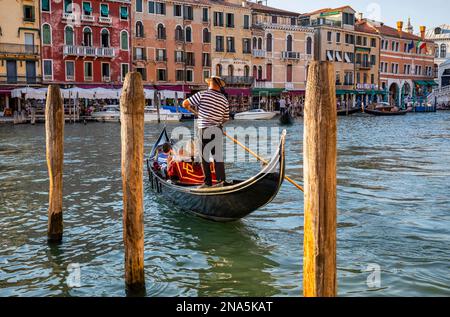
[187,108,304,192]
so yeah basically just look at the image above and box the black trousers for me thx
[199,127,225,186]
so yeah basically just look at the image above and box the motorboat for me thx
[234,109,278,121]
[144,107,182,123]
[91,106,120,122]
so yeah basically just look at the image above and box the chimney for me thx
[397,21,404,32]
[356,12,363,21]
[420,26,426,39]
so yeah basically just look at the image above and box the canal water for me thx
[0,113,449,297]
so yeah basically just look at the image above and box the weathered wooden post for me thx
[303,61,337,297]
[46,85,64,243]
[120,72,146,292]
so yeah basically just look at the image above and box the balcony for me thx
[356,62,372,70]
[223,76,254,86]
[253,49,266,58]
[99,16,112,24]
[63,45,115,58]
[62,12,76,21]
[311,19,342,28]
[0,43,40,57]
[254,81,274,89]
[285,82,294,90]
[102,76,111,82]
[282,51,302,60]
[0,75,42,84]
[81,15,95,22]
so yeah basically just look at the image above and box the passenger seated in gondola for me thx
[155,142,174,178]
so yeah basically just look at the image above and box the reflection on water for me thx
[0,113,450,297]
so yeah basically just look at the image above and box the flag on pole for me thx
[416,40,427,52]
[408,40,415,52]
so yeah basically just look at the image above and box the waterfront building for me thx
[300,6,383,107]
[131,0,211,99]
[0,0,42,114]
[40,0,132,87]
[364,19,436,106]
[249,1,314,110]
[210,0,253,111]
[425,25,450,89]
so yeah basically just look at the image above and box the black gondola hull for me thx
[365,108,408,116]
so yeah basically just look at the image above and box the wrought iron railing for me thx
[223,76,254,86]
[0,43,40,55]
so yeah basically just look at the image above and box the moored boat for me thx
[279,111,294,125]
[91,106,120,122]
[144,107,182,123]
[365,103,407,116]
[146,128,286,222]
[337,107,361,116]
[234,109,278,120]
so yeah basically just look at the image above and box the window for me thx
[228,65,234,77]
[64,0,73,13]
[214,12,224,27]
[101,29,110,47]
[185,27,192,42]
[244,15,250,29]
[343,13,354,26]
[356,72,360,84]
[120,30,129,50]
[226,13,234,28]
[176,70,185,81]
[344,72,353,85]
[84,61,93,80]
[306,37,312,55]
[441,44,447,58]
[370,55,376,65]
[148,1,155,13]
[258,38,262,50]
[356,36,362,46]
[202,53,211,67]
[175,25,184,41]
[266,63,272,81]
[363,37,368,47]
[83,27,92,46]
[203,28,211,43]
[186,52,195,66]
[243,38,251,54]
[272,16,277,24]
[136,68,146,81]
[253,37,257,49]
[65,26,74,45]
[203,69,211,81]
[23,5,35,22]
[100,4,109,17]
[287,65,293,82]
[174,51,184,63]
[157,69,167,81]
[286,35,293,52]
[244,65,250,77]
[82,2,92,16]
[121,64,129,81]
[186,70,193,82]
[345,34,355,45]
[291,18,297,26]
[120,6,129,20]
[174,4,182,17]
[202,8,209,22]
[43,60,53,79]
[336,33,341,43]
[156,49,167,62]
[156,2,166,15]
[371,38,377,48]
[102,63,110,81]
[266,34,273,52]
[252,66,257,79]
[258,66,263,80]
[41,0,50,12]
[327,31,332,42]
[326,50,334,61]
[227,37,235,53]
[65,61,75,80]
[157,24,166,40]
[216,36,224,52]
[136,21,144,38]
[134,47,145,60]
[184,6,193,20]
[42,24,51,45]
[136,0,143,13]
[216,64,222,77]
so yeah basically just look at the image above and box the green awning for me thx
[83,2,92,13]
[336,89,356,95]
[101,4,109,16]
[355,47,370,52]
[414,80,437,87]
[252,88,284,96]
[120,7,128,19]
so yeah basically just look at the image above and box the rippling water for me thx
[0,113,449,297]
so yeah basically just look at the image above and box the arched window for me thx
[120,30,129,50]
[258,66,263,80]
[306,37,312,55]
[42,24,52,45]
[441,44,447,58]
[253,66,257,79]
[287,35,293,52]
[216,64,222,77]
[64,26,74,46]
[136,21,144,38]
[435,45,439,58]
[83,27,92,46]
[244,65,250,77]
[266,34,272,52]
[252,37,257,49]
[228,65,234,77]
[258,38,263,50]
[175,25,184,41]
[203,28,210,44]
[101,29,110,48]
[157,24,166,40]
[185,26,192,43]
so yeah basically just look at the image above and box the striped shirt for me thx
[187,89,230,129]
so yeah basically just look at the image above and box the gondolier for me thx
[182,76,230,188]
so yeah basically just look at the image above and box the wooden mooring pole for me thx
[46,85,64,243]
[120,72,146,292]
[303,61,337,297]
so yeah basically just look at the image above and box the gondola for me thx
[146,128,286,222]
[364,107,408,116]
[279,111,294,125]
[337,107,361,116]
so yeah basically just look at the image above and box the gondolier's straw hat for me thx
[205,76,226,88]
